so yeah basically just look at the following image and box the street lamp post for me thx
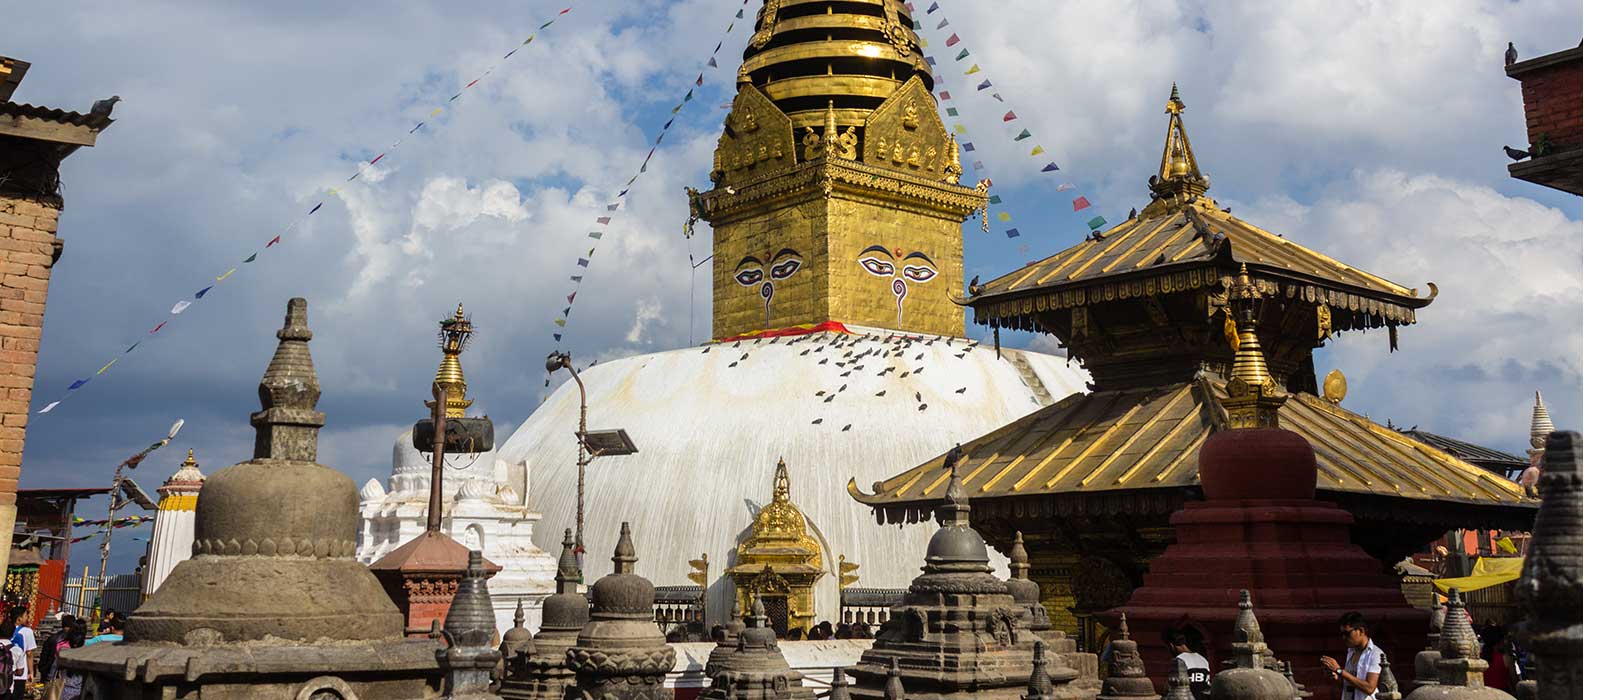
[544,351,635,575]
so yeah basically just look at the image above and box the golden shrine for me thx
[850,86,1539,642]
[688,0,989,339]
[726,459,825,636]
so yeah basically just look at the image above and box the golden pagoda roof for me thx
[849,378,1534,513]
[966,87,1435,331]
[738,0,931,130]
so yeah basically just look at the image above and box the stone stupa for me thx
[60,298,443,698]
[701,596,812,700]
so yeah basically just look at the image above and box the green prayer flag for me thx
[1014,130,1032,141]
[989,195,1002,204]
[1086,215,1108,230]
[946,108,958,116]
[242,253,258,263]
[955,49,970,61]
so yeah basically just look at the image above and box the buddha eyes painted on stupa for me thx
[733,249,805,328]
[857,245,940,328]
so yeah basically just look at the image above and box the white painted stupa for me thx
[493,0,1090,629]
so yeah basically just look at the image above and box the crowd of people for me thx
[0,609,124,700]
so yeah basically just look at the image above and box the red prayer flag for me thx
[465,79,479,88]
[945,34,960,47]
[1072,196,1090,211]
[267,234,282,247]
[1002,111,1017,122]
[149,321,167,334]
[560,7,570,14]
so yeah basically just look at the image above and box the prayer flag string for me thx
[920,3,1108,253]
[36,5,580,417]
[546,0,750,379]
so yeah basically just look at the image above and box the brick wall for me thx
[0,193,59,510]
[1518,60,1583,149]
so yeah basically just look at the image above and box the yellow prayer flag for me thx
[215,268,236,282]
[998,212,1012,222]
[965,64,981,75]
[96,358,117,375]
[954,124,967,134]
[1030,145,1045,156]
[431,107,444,117]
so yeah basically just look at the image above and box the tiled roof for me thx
[1402,429,1528,470]
[850,378,1532,511]
[0,101,112,130]
[968,205,1435,328]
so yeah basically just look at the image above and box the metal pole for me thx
[571,365,588,561]
[95,462,123,614]
[427,382,448,534]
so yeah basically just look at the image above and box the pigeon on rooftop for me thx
[90,95,121,119]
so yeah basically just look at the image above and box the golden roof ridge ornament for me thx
[426,303,475,419]
[1220,265,1286,429]
[1142,82,1214,219]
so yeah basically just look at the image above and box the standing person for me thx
[1320,612,1382,700]
[0,622,20,700]
[1164,630,1211,698]
[35,614,70,688]
[9,611,36,697]
[49,623,85,700]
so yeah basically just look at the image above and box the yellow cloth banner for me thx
[1434,557,1523,593]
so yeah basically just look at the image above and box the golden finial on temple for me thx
[426,303,476,419]
[1151,82,1208,201]
[1219,264,1285,429]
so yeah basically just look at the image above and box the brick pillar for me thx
[0,192,58,574]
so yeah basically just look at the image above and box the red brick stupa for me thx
[1117,265,1425,700]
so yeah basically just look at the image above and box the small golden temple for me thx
[725,459,825,636]
[850,86,1538,641]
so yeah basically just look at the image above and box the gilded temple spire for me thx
[426,304,475,419]
[1220,265,1285,429]
[1142,83,1213,218]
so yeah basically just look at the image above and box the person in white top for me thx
[1164,629,1211,698]
[1320,611,1382,700]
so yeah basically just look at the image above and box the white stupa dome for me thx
[498,326,1089,624]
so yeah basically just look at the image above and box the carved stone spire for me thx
[1163,659,1194,700]
[566,522,674,700]
[1529,391,1555,449]
[614,521,638,574]
[703,593,811,700]
[1009,531,1031,580]
[556,528,582,594]
[1026,641,1058,700]
[506,530,586,700]
[1209,591,1297,700]
[1376,654,1402,700]
[1513,430,1582,700]
[1097,614,1160,700]
[250,297,325,462]
[440,550,502,700]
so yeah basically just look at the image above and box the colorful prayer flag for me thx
[927,2,939,13]
[577,258,590,267]
[266,235,281,248]
[307,202,323,215]
[737,8,744,17]
[448,93,462,102]
[945,34,960,47]
[947,108,958,116]
[961,143,975,152]
[954,124,967,134]
[589,231,603,239]
[977,80,993,91]
[989,195,1002,203]
[68,379,89,391]
[696,74,704,86]
[38,401,60,414]
[567,292,577,304]
[562,306,571,317]
[938,18,949,29]
[194,286,212,299]
[571,275,583,282]
[125,341,141,353]
[606,203,620,211]
[596,216,612,224]
[955,48,969,61]
[1030,145,1045,156]
[216,268,235,281]
[1073,196,1090,211]
[992,92,1004,102]
[555,318,567,327]
[708,57,719,67]
[1005,228,1020,238]
[1015,130,1032,141]
[96,359,116,375]
[973,161,984,170]
[1056,183,1075,192]
[965,64,980,75]
[370,153,385,165]
[934,75,944,84]
[926,55,936,66]
[171,301,191,315]
[998,212,1012,222]
[553,333,562,342]
[150,321,167,334]
[939,90,951,100]
[1002,110,1017,121]
[1086,215,1108,230]
[1041,162,1060,173]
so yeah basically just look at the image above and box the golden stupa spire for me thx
[772,457,792,504]
[425,303,475,419]
[1220,265,1286,429]
[1150,83,1210,201]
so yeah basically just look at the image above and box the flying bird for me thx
[728,361,739,368]
[955,387,967,394]
[838,384,848,393]
[875,390,887,397]
[900,371,910,378]
[913,367,924,374]
[915,391,922,402]
[915,353,924,361]
[824,394,836,403]
[917,403,928,411]
[1504,145,1531,161]
[1505,41,1518,66]
[90,95,121,119]
[739,353,749,361]
[841,424,852,432]
[816,390,827,397]
[702,347,711,354]
[812,418,823,425]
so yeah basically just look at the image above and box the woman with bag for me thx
[45,623,83,700]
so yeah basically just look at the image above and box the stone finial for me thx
[1439,589,1478,661]
[1025,641,1057,700]
[250,297,326,462]
[831,668,852,700]
[556,528,581,593]
[1513,430,1581,700]
[1210,590,1298,700]
[1009,531,1031,580]
[614,521,637,574]
[1164,659,1194,700]
[502,598,533,650]
[1376,654,1401,700]
[1233,590,1264,646]
[938,444,970,526]
[1530,391,1554,449]
[1098,613,1159,700]
[444,550,499,649]
[885,658,906,700]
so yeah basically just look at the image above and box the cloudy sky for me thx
[7,0,1581,573]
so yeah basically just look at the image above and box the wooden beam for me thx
[0,114,98,147]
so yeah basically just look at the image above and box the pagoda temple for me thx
[849,85,1538,640]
